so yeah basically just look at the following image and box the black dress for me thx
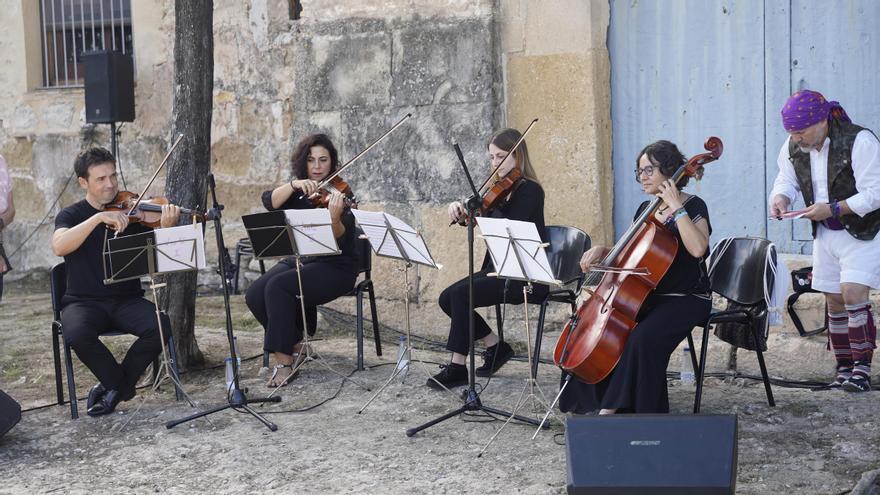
[245,189,359,354]
[559,195,713,414]
[439,179,549,355]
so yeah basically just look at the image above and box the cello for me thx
[553,137,723,384]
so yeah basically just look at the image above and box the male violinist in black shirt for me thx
[52,147,180,416]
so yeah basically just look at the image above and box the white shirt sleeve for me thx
[768,137,800,204]
[844,130,880,217]
[0,155,10,214]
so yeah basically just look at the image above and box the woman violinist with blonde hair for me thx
[428,128,547,390]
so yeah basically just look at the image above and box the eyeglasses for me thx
[634,165,655,182]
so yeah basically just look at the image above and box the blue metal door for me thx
[768,0,880,253]
[610,0,880,253]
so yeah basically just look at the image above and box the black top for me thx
[260,189,359,272]
[54,199,151,302]
[635,195,711,296]
[479,179,547,270]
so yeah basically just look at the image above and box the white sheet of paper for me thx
[351,209,437,268]
[476,217,558,285]
[153,224,207,273]
[283,208,340,256]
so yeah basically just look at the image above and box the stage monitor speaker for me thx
[565,414,738,495]
[83,50,135,124]
[0,389,21,439]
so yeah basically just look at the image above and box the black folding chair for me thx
[50,262,183,419]
[689,237,776,413]
[495,225,591,377]
[232,238,266,295]
[260,229,382,370]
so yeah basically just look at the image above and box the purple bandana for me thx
[781,90,851,132]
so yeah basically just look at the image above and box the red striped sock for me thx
[845,303,876,365]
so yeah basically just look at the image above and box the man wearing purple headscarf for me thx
[770,89,880,392]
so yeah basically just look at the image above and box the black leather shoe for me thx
[87,389,122,417]
[86,383,107,410]
[426,363,468,390]
[475,341,514,377]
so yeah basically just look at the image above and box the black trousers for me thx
[559,294,712,414]
[245,260,356,355]
[439,269,548,355]
[61,296,171,394]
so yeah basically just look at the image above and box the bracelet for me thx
[830,201,841,219]
[673,208,689,222]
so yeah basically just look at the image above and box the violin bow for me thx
[124,134,185,217]
[476,118,538,193]
[315,113,413,190]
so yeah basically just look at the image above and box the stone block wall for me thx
[0,0,614,338]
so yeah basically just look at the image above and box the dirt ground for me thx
[1,291,879,494]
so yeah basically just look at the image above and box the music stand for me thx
[102,224,208,410]
[165,174,281,432]
[407,135,547,439]
[351,210,444,414]
[242,208,367,396]
[473,217,560,455]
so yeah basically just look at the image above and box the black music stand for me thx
[406,141,545,438]
[165,174,281,432]
[102,226,205,416]
[242,209,368,397]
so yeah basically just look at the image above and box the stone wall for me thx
[0,0,614,337]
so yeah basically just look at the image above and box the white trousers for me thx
[812,226,880,294]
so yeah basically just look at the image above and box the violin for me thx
[308,175,358,209]
[308,113,412,210]
[105,190,206,228]
[478,167,523,215]
[450,118,537,226]
[451,167,524,226]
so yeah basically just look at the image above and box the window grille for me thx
[39,0,133,88]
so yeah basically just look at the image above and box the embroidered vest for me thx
[788,118,880,240]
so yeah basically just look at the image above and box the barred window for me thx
[39,0,133,88]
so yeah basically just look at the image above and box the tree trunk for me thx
[162,0,213,368]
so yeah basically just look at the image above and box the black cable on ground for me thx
[258,362,397,414]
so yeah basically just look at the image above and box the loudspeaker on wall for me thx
[83,50,135,124]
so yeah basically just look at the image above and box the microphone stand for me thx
[406,144,542,437]
[165,173,282,431]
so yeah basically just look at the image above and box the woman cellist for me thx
[427,127,548,390]
[561,140,713,414]
[245,134,359,388]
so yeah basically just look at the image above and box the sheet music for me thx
[351,209,438,268]
[154,224,207,273]
[284,208,340,256]
[351,209,403,258]
[476,217,558,285]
